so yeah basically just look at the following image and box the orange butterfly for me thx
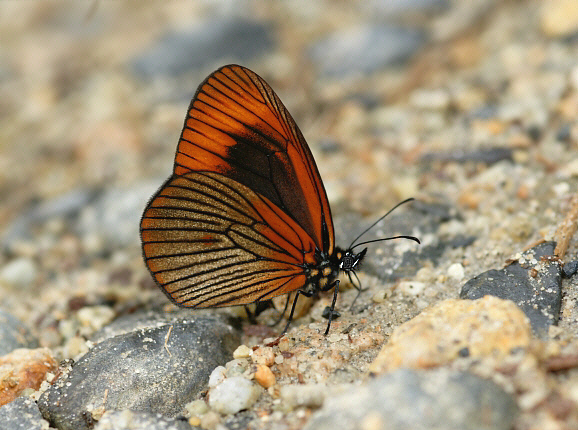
[140,65,419,334]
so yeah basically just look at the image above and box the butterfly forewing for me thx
[141,171,318,307]
[174,65,334,253]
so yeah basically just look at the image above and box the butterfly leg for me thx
[244,305,257,324]
[280,290,315,335]
[245,301,274,324]
[322,279,340,335]
[269,296,291,327]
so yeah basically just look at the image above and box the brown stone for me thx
[540,0,578,38]
[254,364,276,388]
[0,348,58,406]
[251,346,275,366]
[369,297,532,374]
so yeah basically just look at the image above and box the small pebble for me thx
[76,306,116,332]
[62,335,89,360]
[326,333,346,343]
[279,384,326,409]
[233,344,252,359]
[0,258,37,288]
[552,182,570,197]
[562,261,578,278]
[254,364,276,388]
[189,416,201,427]
[225,359,249,376]
[185,399,209,416]
[200,411,221,430]
[447,263,465,281]
[208,366,226,388]
[371,292,385,303]
[560,158,578,178]
[540,0,578,38]
[398,281,426,296]
[409,88,451,110]
[251,346,275,366]
[209,377,262,415]
[361,412,384,430]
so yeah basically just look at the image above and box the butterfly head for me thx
[338,247,367,273]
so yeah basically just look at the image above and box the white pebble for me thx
[552,182,570,197]
[326,333,346,343]
[409,88,450,110]
[372,292,385,303]
[447,263,465,281]
[225,359,248,376]
[77,306,115,332]
[279,384,326,409]
[398,281,426,296]
[233,344,252,359]
[208,366,226,388]
[209,377,261,414]
[0,258,37,288]
[184,399,209,416]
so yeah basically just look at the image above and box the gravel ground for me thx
[1,1,577,430]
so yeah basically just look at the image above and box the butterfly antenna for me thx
[349,198,417,249]
[352,235,420,249]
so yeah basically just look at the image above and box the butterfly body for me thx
[140,65,416,334]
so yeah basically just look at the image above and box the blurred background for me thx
[0,0,577,349]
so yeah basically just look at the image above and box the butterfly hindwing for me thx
[141,171,318,307]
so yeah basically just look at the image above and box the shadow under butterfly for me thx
[140,64,420,335]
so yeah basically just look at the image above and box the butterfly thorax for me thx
[303,247,367,295]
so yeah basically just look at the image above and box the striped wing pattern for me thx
[173,65,334,254]
[141,171,318,307]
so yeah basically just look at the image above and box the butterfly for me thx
[140,64,420,335]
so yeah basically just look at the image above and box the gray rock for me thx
[309,25,425,77]
[1,188,96,251]
[0,309,38,356]
[460,241,562,337]
[95,410,197,430]
[420,147,513,165]
[38,316,240,430]
[76,180,160,249]
[1,181,158,253]
[562,260,578,278]
[556,124,572,142]
[0,397,47,430]
[304,369,518,430]
[131,19,274,79]
[90,308,225,344]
